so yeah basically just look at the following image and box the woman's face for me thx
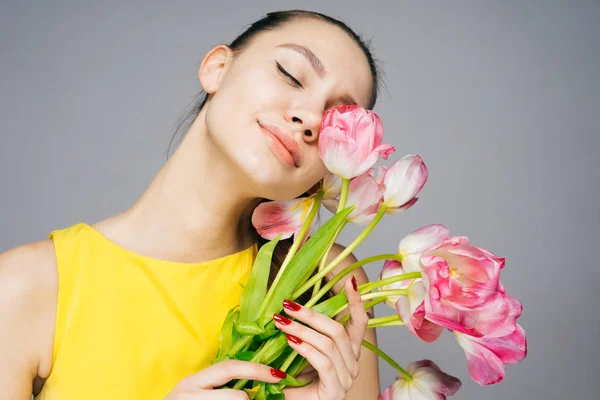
[200,18,374,201]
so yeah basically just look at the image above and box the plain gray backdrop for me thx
[1,1,598,399]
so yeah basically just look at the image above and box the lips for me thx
[258,121,302,167]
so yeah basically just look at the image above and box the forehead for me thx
[249,18,373,108]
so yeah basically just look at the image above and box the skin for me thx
[0,18,380,399]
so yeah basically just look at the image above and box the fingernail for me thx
[283,299,301,312]
[273,313,292,325]
[287,334,303,345]
[351,276,358,292]
[270,368,287,379]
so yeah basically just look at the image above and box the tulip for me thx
[377,260,444,343]
[397,224,451,273]
[420,236,505,336]
[453,295,527,386]
[323,169,385,225]
[251,197,317,242]
[381,155,428,214]
[319,105,395,179]
[380,360,461,399]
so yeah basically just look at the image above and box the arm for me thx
[0,243,53,399]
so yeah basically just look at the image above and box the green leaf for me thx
[311,291,349,318]
[260,333,289,365]
[234,351,257,362]
[240,234,282,323]
[256,320,279,341]
[234,320,264,336]
[258,205,355,327]
[266,394,285,400]
[286,355,310,377]
[214,306,240,360]
[278,374,312,387]
[266,383,284,395]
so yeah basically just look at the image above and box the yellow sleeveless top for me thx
[37,222,258,400]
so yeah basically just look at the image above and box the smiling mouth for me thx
[258,123,298,168]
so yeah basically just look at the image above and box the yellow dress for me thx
[36,222,258,399]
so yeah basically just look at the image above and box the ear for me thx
[197,45,233,94]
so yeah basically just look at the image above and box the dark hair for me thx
[166,9,383,305]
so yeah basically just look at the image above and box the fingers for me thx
[190,359,286,389]
[273,311,353,391]
[343,275,370,358]
[285,334,345,398]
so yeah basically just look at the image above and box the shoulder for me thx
[0,239,58,379]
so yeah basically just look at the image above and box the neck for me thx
[109,109,262,263]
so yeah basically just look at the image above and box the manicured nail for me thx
[287,334,303,345]
[351,276,358,291]
[273,313,292,325]
[283,299,301,312]
[270,368,287,379]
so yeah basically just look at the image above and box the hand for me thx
[273,276,369,400]
[163,359,287,399]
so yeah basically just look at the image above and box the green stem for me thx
[227,335,253,358]
[313,178,350,295]
[366,314,404,328]
[332,289,407,317]
[301,253,403,308]
[259,189,325,316]
[292,203,390,300]
[338,297,387,324]
[279,350,298,372]
[361,340,412,382]
[336,178,351,213]
[358,271,422,294]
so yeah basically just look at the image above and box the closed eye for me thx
[276,61,303,88]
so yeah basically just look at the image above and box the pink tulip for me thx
[397,224,451,273]
[395,280,444,343]
[323,170,385,225]
[377,259,412,308]
[381,155,428,214]
[420,236,505,337]
[322,172,342,199]
[380,360,461,399]
[454,296,527,385]
[251,197,317,243]
[319,105,395,179]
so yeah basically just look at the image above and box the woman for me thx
[0,9,382,399]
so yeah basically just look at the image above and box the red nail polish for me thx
[351,276,358,291]
[287,334,303,345]
[283,299,301,312]
[273,313,292,325]
[270,368,287,379]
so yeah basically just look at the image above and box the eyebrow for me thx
[276,43,358,106]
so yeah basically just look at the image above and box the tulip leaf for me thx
[266,383,284,395]
[256,319,279,341]
[278,374,312,387]
[266,394,285,400]
[213,306,240,361]
[311,289,350,318]
[234,351,257,362]
[234,320,264,336]
[240,234,282,323]
[260,333,289,365]
[258,205,355,327]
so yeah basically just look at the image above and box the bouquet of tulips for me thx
[210,105,527,399]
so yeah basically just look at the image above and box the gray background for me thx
[1,0,598,399]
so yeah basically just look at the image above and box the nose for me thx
[284,109,321,143]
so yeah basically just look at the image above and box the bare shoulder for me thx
[0,239,58,390]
